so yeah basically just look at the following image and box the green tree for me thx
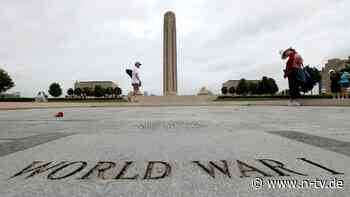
[228,86,235,95]
[67,88,74,97]
[236,78,249,95]
[82,87,91,98]
[303,65,322,93]
[74,88,82,97]
[48,83,62,97]
[341,67,350,73]
[94,85,104,97]
[221,87,228,95]
[105,87,113,98]
[258,77,268,95]
[248,82,258,95]
[114,87,122,98]
[256,77,279,95]
[0,68,15,94]
[267,78,279,95]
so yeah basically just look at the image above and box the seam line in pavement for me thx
[267,130,350,157]
[0,132,74,157]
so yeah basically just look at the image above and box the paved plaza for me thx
[0,106,349,196]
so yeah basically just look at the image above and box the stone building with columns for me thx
[74,81,118,91]
[222,80,260,90]
[320,57,350,94]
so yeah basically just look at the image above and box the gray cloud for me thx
[1,0,349,96]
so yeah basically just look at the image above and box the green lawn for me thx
[0,97,128,102]
[215,95,332,101]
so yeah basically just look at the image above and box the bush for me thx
[228,87,235,94]
[221,87,228,95]
[105,87,114,97]
[248,82,258,95]
[236,79,249,95]
[74,88,82,97]
[114,87,122,98]
[94,85,104,97]
[48,83,62,97]
[82,87,92,98]
[67,88,74,96]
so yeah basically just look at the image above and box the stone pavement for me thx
[1,98,350,111]
[0,106,349,197]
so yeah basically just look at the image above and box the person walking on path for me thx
[128,62,142,102]
[339,70,349,99]
[281,48,303,106]
[329,69,341,99]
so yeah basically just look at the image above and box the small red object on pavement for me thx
[55,112,64,118]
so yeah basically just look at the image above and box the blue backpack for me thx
[296,66,312,92]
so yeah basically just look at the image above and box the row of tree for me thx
[222,65,322,96]
[221,77,279,95]
[48,83,122,98]
[66,86,122,98]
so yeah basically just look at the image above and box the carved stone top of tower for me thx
[164,11,175,18]
[164,11,176,24]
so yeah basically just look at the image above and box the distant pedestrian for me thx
[128,62,142,102]
[281,48,303,106]
[339,70,349,99]
[329,69,341,99]
[35,91,48,102]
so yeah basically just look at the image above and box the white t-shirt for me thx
[132,66,140,84]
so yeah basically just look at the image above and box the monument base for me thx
[137,95,215,105]
[164,92,177,96]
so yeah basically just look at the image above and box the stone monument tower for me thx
[163,11,178,96]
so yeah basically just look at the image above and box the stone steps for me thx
[137,95,216,104]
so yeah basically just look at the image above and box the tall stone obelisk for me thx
[163,11,178,96]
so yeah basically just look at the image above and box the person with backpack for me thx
[339,70,349,99]
[329,69,341,99]
[126,62,142,102]
[281,48,303,106]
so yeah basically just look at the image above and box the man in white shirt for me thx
[129,62,142,102]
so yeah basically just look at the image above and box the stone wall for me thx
[321,58,350,94]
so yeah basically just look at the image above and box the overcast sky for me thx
[1,0,350,96]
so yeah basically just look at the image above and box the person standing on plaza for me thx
[281,48,303,106]
[339,70,349,99]
[329,69,341,99]
[128,62,142,102]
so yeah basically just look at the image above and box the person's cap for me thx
[329,69,335,74]
[135,62,142,66]
[280,47,296,59]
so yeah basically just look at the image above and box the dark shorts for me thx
[340,83,349,88]
[331,83,341,93]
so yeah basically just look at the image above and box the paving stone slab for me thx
[0,106,349,196]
